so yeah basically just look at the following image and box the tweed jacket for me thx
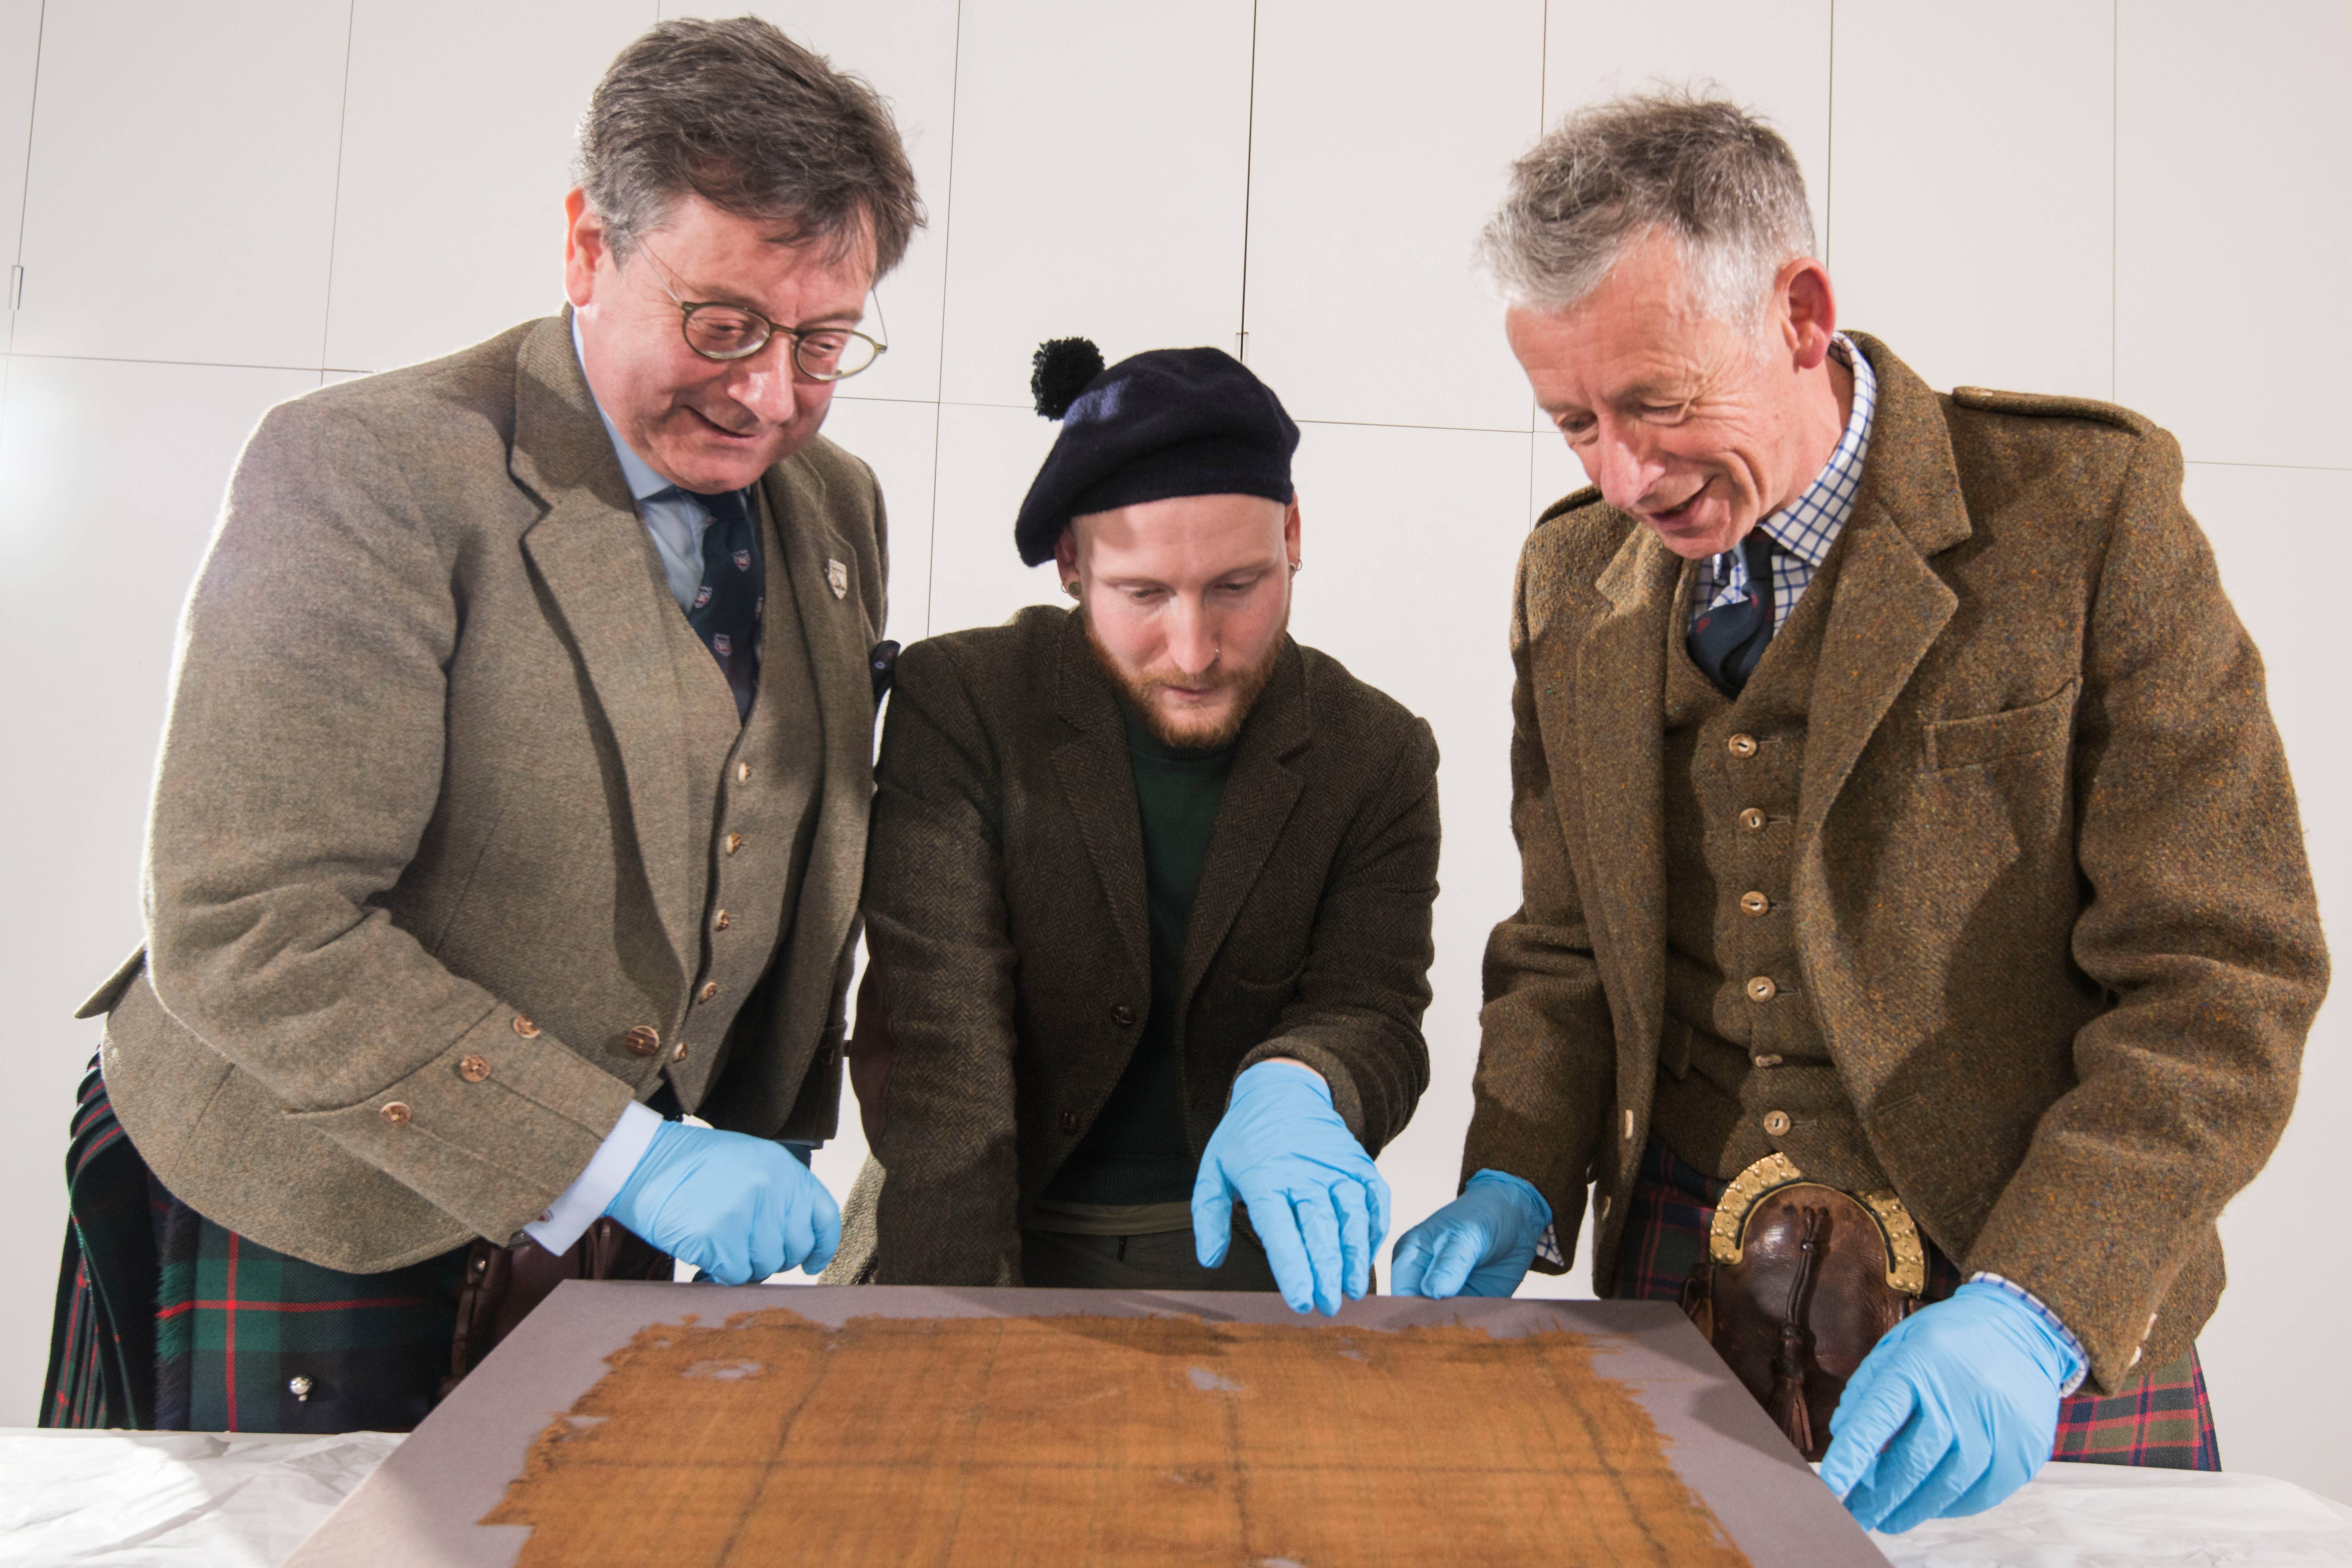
[82,312,888,1273]
[837,605,1439,1285]
[1465,333,2325,1394]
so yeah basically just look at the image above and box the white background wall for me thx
[1,0,2345,1502]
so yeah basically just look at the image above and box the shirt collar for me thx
[571,309,675,505]
[1753,332,1876,569]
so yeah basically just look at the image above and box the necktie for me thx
[1687,528,1779,698]
[685,487,763,722]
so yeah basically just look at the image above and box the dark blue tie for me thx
[684,487,763,722]
[1688,529,1779,698]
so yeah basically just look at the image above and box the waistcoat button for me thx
[713,910,731,931]
[1727,733,1759,759]
[624,1025,661,1057]
[512,1015,541,1038]
[699,981,719,1002]
[736,762,751,783]
[457,1054,490,1083]
[1752,1053,1784,1068]
[1745,975,1777,1003]
[672,1041,688,1062]
[1739,891,1770,916]
[1110,1003,1137,1026]
[1058,1109,1080,1133]
[1737,808,1766,832]
[380,1101,412,1127]
[725,833,744,855]
[1763,1110,1792,1136]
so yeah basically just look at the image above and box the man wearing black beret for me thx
[827,341,1440,1312]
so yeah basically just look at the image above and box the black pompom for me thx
[1030,337,1105,419]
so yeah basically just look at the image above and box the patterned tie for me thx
[685,486,764,722]
[1687,528,1779,698]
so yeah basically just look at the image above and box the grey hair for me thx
[575,16,924,277]
[1478,89,1815,324]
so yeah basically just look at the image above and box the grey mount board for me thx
[283,1282,1889,1567]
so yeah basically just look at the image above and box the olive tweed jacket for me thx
[838,606,1439,1285]
[81,313,888,1273]
[1466,333,2325,1394]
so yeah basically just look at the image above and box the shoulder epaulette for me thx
[1535,483,1606,530]
[1950,385,2150,435]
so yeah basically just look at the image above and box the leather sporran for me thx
[1681,1155,1926,1461]
[440,1218,672,1400]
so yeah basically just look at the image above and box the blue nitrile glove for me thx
[1193,1060,1389,1316]
[1820,1280,2085,1534]
[605,1122,842,1287]
[1388,1170,1553,1298]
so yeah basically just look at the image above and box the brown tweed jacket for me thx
[1466,332,2325,1394]
[837,605,1439,1285]
[80,313,888,1273]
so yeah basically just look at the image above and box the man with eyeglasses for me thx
[43,18,916,1434]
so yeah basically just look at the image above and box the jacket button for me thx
[1058,1109,1080,1133]
[713,910,731,931]
[1739,890,1770,916]
[672,1041,688,1063]
[1727,733,1758,759]
[1763,1110,1792,1136]
[698,981,719,1002]
[1109,1003,1137,1026]
[1737,807,1766,832]
[512,1015,541,1038]
[457,1054,490,1083]
[1752,1053,1784,1068]
[381,1101,412,1127]
[725,832,744,855]
[736,762,751,783]
[1745,975,1777,1003]
[624,1025,662,1057]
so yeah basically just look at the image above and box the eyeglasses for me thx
[641,243,888,381]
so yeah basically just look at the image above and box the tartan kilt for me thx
[1618,1138,2221,1470]
[45,1055,467,1433]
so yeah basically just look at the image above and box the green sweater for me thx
[1041,703,1236,1206]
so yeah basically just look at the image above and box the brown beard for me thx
[1081,603,1287,749]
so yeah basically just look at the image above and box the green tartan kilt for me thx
[45,1056,466,1433]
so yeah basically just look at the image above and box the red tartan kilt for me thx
[1616,1138,2220,1470]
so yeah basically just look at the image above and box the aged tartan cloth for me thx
[46,1057,467,1433]
[1619,1138,2221,1469]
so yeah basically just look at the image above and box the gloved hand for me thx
[1388,1169,1553,1298]
[1193,1060,1388,1316]
[1820,1280,2084,1534]
[605,1121,841,1287]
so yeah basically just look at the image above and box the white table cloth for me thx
[1,1429,2347,1566]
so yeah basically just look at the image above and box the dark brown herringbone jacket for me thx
[834,605,1439,1285]
[1466,333,2325,1394]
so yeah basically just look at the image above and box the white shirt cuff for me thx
[523,1100,665,1254]
[1967,1270,2092,1397]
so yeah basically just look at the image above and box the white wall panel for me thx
[1543,1,1832,225]
[669,0,962,405]
[1532,425,1589,518]
[1279,421,1534,1284]
[11,0,349,368]
[935,0,1254,407]
[922,400,1062,635]
[0,0,42,349]
[2118,3,2352,468]
[2182,459,2352,1506]
[1829,1,2114,401]
[0,356,315,1423]
[816,395,938,647]
[323,0,651,373]
[1239,0,1542,431]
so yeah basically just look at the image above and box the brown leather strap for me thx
[441,1218,671,1401]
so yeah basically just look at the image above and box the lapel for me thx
[509,313,696,974]
[757,452,871,963]
[1179,639,1310,1004]
[1792,334,1971,848]
[1050,611,1152,986]
[1572,524,1681,1056]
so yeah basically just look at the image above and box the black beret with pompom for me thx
[1013,341,1299,567]
[1030,337,1106,419]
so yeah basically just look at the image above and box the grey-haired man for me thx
[45,17,918,1433]
[1392,93,2323,1532]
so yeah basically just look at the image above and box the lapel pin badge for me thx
[826,558,849,600]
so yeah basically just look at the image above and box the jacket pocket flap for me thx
[76,946,148,1019]
[1923,679,2079,772]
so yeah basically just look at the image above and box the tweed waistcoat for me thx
[659,490,825,1110]
[1651,537,1893,1195]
